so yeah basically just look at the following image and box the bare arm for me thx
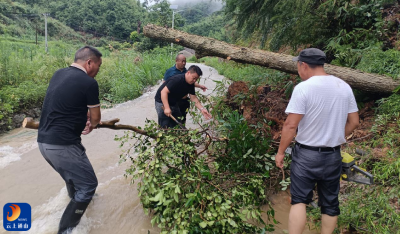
[82,107,101,135]
[89,106,101,127]
[190,95,212,119]
[161,86,171,117]
[189,94,202,109]
[275,113,303,168]
[345,112,359,136]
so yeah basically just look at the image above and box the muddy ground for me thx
[226,81,376,144]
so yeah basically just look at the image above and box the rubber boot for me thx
[65,183,76,199]
[58,199,89,234]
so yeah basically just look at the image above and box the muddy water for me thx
[0,64,317,234]
[264,192,317,234]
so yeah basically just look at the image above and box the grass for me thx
[190,56,292,87]
[96,48,173,103]
[0,38,174,132]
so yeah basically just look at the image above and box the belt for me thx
[295,142,340,152]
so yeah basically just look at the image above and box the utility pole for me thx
[35,23,38,45]
[171,10,175,53]
[170,5,177,56]
[169,5,182,56]
[43,13,49,53]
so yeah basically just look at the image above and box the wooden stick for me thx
[280,167,285,181]
[161,106,186,129]
[22,117,155,139]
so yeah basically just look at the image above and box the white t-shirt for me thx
[285,75,358,147]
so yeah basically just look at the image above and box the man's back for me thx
[286,75,358,147]
[38,67,99,145]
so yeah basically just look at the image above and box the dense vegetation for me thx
[119,116,277,233]
[0,0,220,131]
[201,57,400,233]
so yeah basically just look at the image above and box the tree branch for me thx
[22,117,155,138]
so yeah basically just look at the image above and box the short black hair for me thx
[187,65,202,76]
[299,61,323,69]
[74,46,102,62]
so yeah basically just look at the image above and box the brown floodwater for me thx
[0,64,317,234]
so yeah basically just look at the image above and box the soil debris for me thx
[225,81,376,142]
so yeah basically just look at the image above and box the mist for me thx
[170,0,224,13]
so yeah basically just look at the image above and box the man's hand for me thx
[82,122,92,135]
[164,107,172,117]
[82,113,92,135]
[199,85,207,92]
[200,108,212,120]
[82,112,102,135]
[275,152,285,168]
[195,82,207,92]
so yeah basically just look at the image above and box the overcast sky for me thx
[141,0,224,11]
[170,0,223,9]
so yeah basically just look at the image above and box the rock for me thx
[12,114,26,128]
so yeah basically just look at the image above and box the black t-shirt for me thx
[155,74,195,106]
[38,67,100,145]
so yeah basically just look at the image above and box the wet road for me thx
[0,63,316,234]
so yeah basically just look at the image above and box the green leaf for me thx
[149,191,162,202]
[175,185,181,194]
[228,218,237,227]
[185,197,195,207]
[199,221,208,228]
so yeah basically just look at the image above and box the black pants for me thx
[290,143,342,216]
[155,101,182,128]
[177,98,190,125]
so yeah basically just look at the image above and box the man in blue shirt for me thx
[164,54,188,81]
[163,54,207,125]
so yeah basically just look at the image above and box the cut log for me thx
[22,117,155,139]
[23,117,39,129]
[144,24,400,94]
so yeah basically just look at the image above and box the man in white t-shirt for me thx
[275,48,359,234]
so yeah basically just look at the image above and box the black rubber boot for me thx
[58,199,90,234]
[65,183,76,199]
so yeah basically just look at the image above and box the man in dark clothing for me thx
[163,54,188,81]
[37,46,102,234]
[155,65,212,128]
[163,54,207,125]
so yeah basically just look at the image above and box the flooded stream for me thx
[0,64,317,234]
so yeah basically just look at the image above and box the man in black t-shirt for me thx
[163,54,207,125]
[155,65,212,128]
[37,46,102,234]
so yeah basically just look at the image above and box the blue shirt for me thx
[163,65,187,81]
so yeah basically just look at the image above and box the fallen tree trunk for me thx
[144,24,399,94]
[23,117,155,139]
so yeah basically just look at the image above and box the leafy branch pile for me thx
[118,102,288,233]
